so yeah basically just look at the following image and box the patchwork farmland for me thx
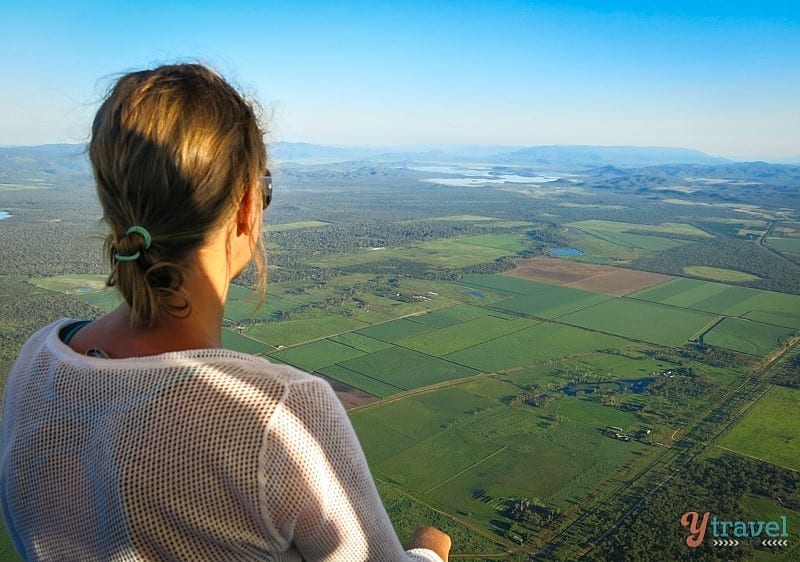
[10,194,800,562]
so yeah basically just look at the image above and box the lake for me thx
[548,248,583,256]
[409,165,562,187]
[562,378,654,397]
[0,211,11,220]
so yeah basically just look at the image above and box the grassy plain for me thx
[355,317,436,342]
[443,323,629,373]
[455,233,531,252]
[76,289,121,311]
[29,274,107,293]
[576,228,686,252]
[458,273,549,296]
[311,237,519,269]
[716,386,800,470]
[740,494,800,562]
[270,338,366,371]
[375,480,506,557]
[682,265,760,282]
[630,278,800,329]
[696,218,768,239]
[265,220,329,231]
[352,362,653,534]
[406,303,487,328]
[566,220,701,255]
[767,237,800,254]
[337,346,480,390]
[221,329,275,354]
[328,331,393,352]
[377,428,504,491]
[563,231,641,264]
[559,298,716,347]
[395,315,535,356]
[568,219,712,238]
[316,364,403,398]
[492,283,613,319]
[247,315,368,347]
[429,414,647,518]
[702,318,795,356]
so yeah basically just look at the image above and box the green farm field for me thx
[352,368,652,535]
[270,338,366,371]
[454,233,531,252]
[224,292,304,322]
[682,265,760,282]
[428,415,647,520]
[702,318,795,357]
[404,303,488,328]
[374,481,505,557]
[311,236,521,269]
[221,329,275,354]
[76,289,122,311]
[328,331,393,353]
[395,314,535,356]
[265,220,330,231]
[247,315,368,347]
[316,364,402,398]
[28,274,107,293]
[766,236,800,254]
[458,273,554,296]
[567,219,713,238]
[376,428,504,491]
[355,317,437,342]
[336,346,480,391]
[564,230,641,264]
[578,229,686,252]
[28,274,122,312]
[558,297,716,347]
[630,278,800,328]
[443,323,629,373]
[491,283,614,319]
[716,386,800,471]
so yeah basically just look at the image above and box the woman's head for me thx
[89,63,268,328]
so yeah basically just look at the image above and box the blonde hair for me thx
[89,64,268,328]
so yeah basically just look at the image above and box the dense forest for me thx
[630,236,800,295]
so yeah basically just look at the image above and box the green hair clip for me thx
[114,225,152,262]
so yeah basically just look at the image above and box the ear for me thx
[236,184,258,237]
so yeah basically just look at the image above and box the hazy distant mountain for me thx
[490,145,730,167]
[270,142,730,167]
[0,144,90,181]
[270,142,382,163]
[270,142,522,164]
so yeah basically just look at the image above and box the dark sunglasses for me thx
[259,169,273,209]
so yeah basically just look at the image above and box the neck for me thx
[69,223,246,358]
[69,251,231,358]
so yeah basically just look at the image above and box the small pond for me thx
[562,377,654,397]
[548,248,583,256]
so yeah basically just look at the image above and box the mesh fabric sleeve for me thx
[259,377,443,562]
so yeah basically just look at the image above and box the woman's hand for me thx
[406,526,452,562]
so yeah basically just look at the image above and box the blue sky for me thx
[1,1,798,159]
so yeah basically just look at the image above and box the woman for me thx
[0,64,451,561]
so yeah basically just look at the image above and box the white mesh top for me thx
[0,319,442,562]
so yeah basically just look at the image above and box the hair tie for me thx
[114,225,152,262]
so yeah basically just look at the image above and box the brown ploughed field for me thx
[318,375,382,410]
[507,257,673,296]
